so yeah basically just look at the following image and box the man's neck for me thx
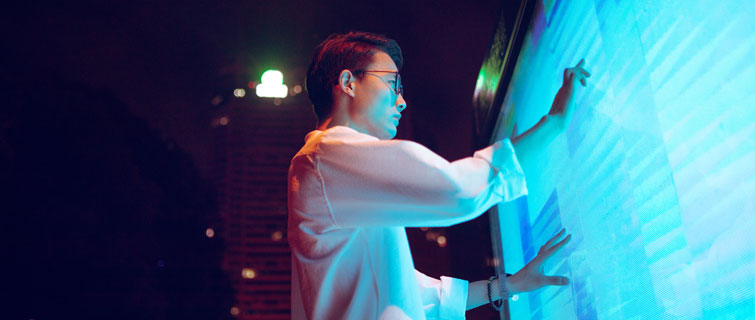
[316,118,336,131]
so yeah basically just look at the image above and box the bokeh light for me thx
[436,235,447,247]
[242,268,256,279]
[211,95,223,106]
[256,70,288,98]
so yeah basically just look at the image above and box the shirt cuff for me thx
[473,139,528,201]
[438,276,469,320]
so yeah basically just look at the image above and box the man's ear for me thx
[337,70,356,97]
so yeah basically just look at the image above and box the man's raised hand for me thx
[548,59,591,130]
[565,59,591,88]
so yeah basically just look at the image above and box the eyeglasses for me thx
[353,70,403,96]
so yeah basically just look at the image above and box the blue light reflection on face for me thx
[494,0,755,319]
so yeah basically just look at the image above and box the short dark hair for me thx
[305,31,403,121]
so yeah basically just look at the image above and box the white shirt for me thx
[288,126,527,319]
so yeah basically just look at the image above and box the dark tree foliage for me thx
[0,77,234,319]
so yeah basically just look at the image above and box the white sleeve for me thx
[415,269,469,320]
[315,136,527,228]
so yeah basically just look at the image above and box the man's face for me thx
[349,51,407,140]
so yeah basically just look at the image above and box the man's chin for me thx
[386,126,398,139]
[378,127,397,140]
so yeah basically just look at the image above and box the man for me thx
[288,31,590,319]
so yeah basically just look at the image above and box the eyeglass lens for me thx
[396,74,402,96]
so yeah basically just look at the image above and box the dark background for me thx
[3,0,508,173]
[2,1,518,318]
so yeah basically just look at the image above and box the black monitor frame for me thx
[472,0,538,318]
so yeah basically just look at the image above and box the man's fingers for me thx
[547,234,572,255]
[545,276,570,286]
[543,228,566,248]
[565,60,589,85]
[565,68,590,87]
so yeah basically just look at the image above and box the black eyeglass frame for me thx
[352,70,403,96]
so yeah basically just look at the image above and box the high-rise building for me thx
[210,86,314,319]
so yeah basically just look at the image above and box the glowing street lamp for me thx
[256,70,288,98]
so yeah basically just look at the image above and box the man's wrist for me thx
[539,114,565,138]
[504,273,525,294]
[497,273,519,299]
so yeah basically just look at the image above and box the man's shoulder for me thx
[291,126,429,168]
[318,126,378,143]
[296,126,378,155]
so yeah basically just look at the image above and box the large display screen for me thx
[491,0,755,318]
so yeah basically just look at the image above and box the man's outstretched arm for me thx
[467,229,572,311]
[466,277,504,310]
[512,59,591,180]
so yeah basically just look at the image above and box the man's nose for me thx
[395,94,407,112]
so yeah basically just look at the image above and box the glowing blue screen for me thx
[493,0,755,319]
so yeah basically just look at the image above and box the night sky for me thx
[4,0,509,173]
